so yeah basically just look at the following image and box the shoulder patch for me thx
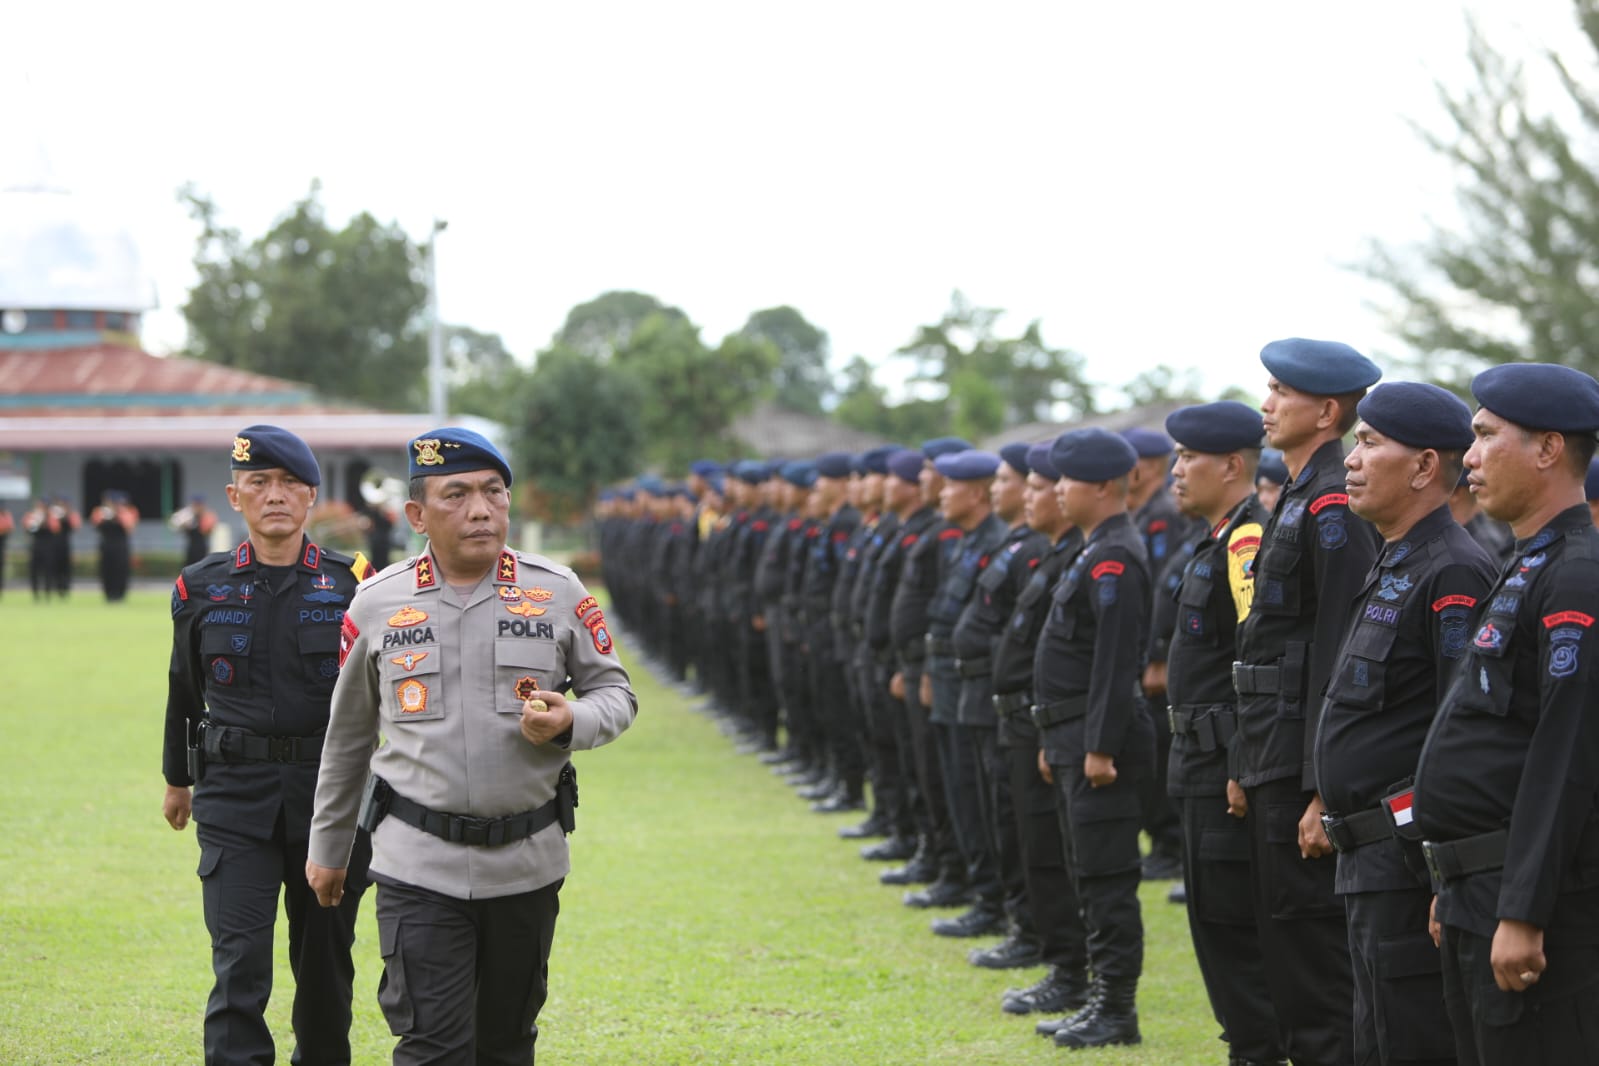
[1309,492,1349,515]
[339,614,360,668]
[939,528,964,541]
[1229,534,1260,555]
[1090,560,1125,580]
[1432,594,1476,613]
[1543,610,1595,629]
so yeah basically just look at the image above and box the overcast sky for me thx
[6,1,1589,406]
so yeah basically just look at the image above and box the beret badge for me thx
[231,437,252,463]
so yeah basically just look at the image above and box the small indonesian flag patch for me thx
[1385,789,1415,827]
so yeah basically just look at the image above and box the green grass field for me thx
[0,588,1229,1064]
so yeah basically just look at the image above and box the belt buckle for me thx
[453,815,491,846]
[1230,661,1245,693]
[267,736,296,762]
[1320,812,1346,854]
[1421,841,1444,884]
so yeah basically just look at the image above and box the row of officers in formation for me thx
[597,339,1599,1065]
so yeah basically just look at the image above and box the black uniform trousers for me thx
[930,665,1001,904]
[375,876,564,1066]
[1049,714,1150,983]
[1440,924,1599,1066]
[1345,886,1454,1066]
[902,666,960,881]
[1137,695,1181,857]
[865,662,913,836]
[1244,777,1354,1066]
[974,722,1030,930]
[1004,737,1087,971]
[1178,793,1283,1063]
[196,818,371,1066]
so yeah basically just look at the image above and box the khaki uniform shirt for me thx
[308,545,636,899]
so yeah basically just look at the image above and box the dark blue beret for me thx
[1165,401,1265,455]
[706,472,725,495]
[781,460,818,488]
[409,427,512,487]
[1260,337,1382,396]
[862,445,899,476]
[886,448,926,483]
[232,424,321,487]
[1356,382,1474,451]
[733,459,770,485]
[635,474,666,495]
[998,442,1031,475]
[1120,427,1173,458]
[690,459,722,478]
[933,449,1002,481]
[1257,449,1289,485]
[922,436,974,460]
[1587,458,1599,501]
[815,451,854,479]
[1471,362,1599,433]
[1050,428,1138,482]
[1025,441,1062,481]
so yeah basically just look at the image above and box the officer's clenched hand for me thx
[163,785,192,830]
[521,691,574,745]
[1225,779,1247,819]
[306,861,348,908]
[1037,748,1053,785]
[1490,918,1545,992]
[1084,752,1117,788]
[889,671,905,700]
[1298,792,1332,859]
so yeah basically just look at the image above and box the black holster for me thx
[186,719,206,783]
[358,773,392,833]
[557,762,579,834]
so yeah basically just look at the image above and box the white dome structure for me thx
[0,184,156,315]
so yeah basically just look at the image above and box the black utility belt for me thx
[898,639,926,665]
[1422,830,1506,884]
[1168,704,1238,753]
[1231,662,1280,696]
[201,725,323,765]
[993,689,1034,716]
[1031,694,1089,728]
[954,655,991,679]
[361,772,574,847]
[925,635,956,657]
[1321,807,1394,855]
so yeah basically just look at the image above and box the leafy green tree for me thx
[1364,3,1599,383]
[556,290,689,361]
[900,291,1095,424]
[833,355,895,435]
[739,306,831,414]
[613,314,778,470]
[447,325,525,425]
[179,182,428,409]
[512,345,644,522]
[1120,364,1207,409]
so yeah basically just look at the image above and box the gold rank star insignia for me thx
[232,437,252,462]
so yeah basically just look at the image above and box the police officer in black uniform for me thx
[1315,382,1494,1066]
[1162,401,1283,1066]
[992,441,1091,1018]
[1032,428,1153,1050]
[162,425,372,1066]
[1232,338,1382,1066]
[1414,363,1599,1065]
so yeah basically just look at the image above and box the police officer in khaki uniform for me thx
[306,428,637,1065]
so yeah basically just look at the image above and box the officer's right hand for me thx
[163,785,192,831]
[889,671,905,700]
[306,861,348,908]
[1037,748,1054,785]
[918,673,932,708]
[1225,779,1247,819]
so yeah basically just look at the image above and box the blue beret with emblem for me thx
[690,459,722,478]
[1165,401,1265,455]
[1260,337,1382,396]
[1026,441,1062,481]
[886,448,927,483]
[862,445,900,476]
[999,442,1031,476]
[922,436,974,460]
[1050,428,1138,482]
[1120,427,1173,458]
[408,426,512,486]
[1356,382,1474,451]
[1471,362,1599,434]
[781,460,818,488]
[815,451,854,479]
[1257,449,1289,485]
[231,424,321,487]
[932,449,1002,481]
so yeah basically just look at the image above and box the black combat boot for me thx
[1052,976,1139,1049]
[1003,965,1089,1015]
